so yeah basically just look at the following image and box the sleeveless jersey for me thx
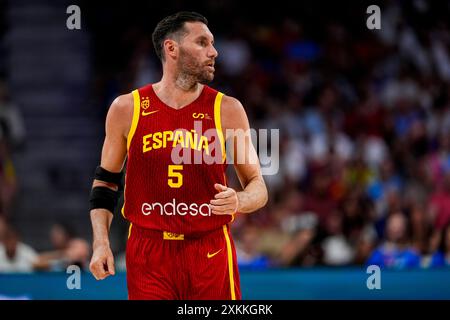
[122,84,234,236]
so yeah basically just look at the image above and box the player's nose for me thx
[208,45,218,59]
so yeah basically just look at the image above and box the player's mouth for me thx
[205,61,215,72]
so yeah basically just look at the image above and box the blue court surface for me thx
[1,268,449,300]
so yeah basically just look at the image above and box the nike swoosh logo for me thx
[207,249,222,259]
[141,110,159,116]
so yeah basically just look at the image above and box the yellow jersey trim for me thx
[122,89,141,219]
[128,223,133,239]
[222,225,236,300]
[127,89,141,151]
[121,188,126,218]
[121,170,128,218]
[214,92,226,163]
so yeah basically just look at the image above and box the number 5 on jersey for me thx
[168,165,183,188]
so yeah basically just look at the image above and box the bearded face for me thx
[177,45,215,84]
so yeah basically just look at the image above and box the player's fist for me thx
[89,243,115,280]
[210,183,239,215]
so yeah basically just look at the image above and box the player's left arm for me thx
[210,95,268,215]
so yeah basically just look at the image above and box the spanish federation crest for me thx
[141,96,150,109]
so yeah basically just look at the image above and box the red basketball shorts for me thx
[126,224,241,300]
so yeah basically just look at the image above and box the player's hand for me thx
[89,242,115,280]
[210,183,239,215]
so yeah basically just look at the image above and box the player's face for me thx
[177,22,218,83]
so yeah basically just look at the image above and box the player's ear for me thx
[163,39,178,60]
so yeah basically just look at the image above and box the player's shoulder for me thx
[110,93,134,114]
[105,93,134,134]
[220,94,245,114]
[219,94,249,130]
[107,93,134,121]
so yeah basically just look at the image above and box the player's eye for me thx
[197,39,208,47]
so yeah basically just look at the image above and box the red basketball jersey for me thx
[122,84,234,236]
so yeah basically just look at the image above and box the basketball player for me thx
[88,12,268,300]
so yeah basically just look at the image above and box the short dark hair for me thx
[152,11,208,61]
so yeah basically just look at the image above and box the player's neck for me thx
[154,74,203,109]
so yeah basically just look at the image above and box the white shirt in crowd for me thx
[0,243,37,272]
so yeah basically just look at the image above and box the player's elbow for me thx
[255,177,268,210]
[260,182,269,208]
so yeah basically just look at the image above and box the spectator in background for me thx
[0,80,23,219]
[34,222,90,271]
[427,223,450,267]
[367,157,403,221]
[428,170,450,230]
[367,212,421,269]
[0,215,7,241]
[340,191,377,265]
[0,80,26,150]
[425,132,450,189]
[277,212,320,267]
[302,161,337,228]
[235,225,270,269]
[254,190,305,266]
[321,212,354,266]
[216,32,251,77]
[0,225,37,272]
[409,203,434,257]
[421,228,443,268]
[0,128,17,218]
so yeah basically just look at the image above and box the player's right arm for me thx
[89,93,133,280]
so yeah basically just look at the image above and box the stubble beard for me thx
[175,48,214,90]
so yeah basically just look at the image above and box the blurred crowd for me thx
[0,80,90,273]
[225,1,450,269]
[0,217,90,272]
[1,1,450,272]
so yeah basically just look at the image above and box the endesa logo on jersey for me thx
[141,199,211,217]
